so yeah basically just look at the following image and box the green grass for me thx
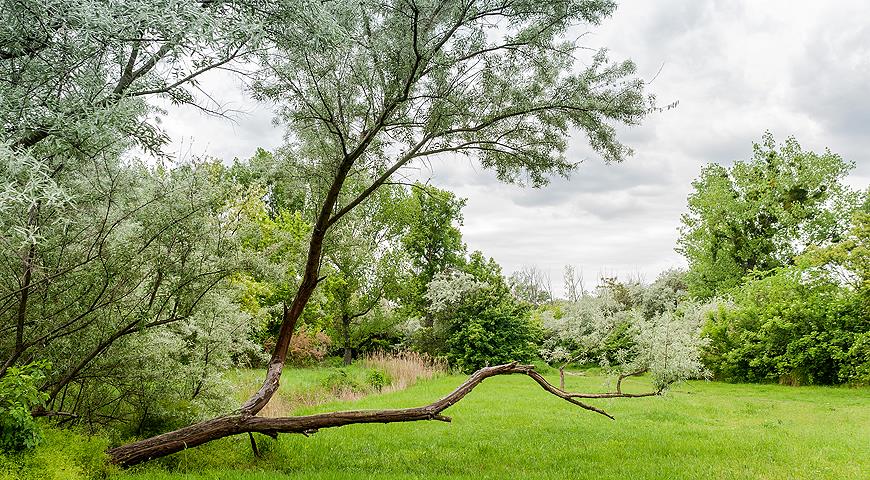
[225,364,376,399]
[112,371,869,480]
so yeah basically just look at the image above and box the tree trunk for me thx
[1,203,39,378]
[342,314,352,366]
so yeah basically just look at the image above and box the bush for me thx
[320,369,363,394]
[0,362,50,452]
[701,268,869,385]
[424,259,540,373]
[446,298,538,373]
[365,369,391,391]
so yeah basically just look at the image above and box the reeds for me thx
[361,351,447,393]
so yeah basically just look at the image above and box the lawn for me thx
[112,369,870,480]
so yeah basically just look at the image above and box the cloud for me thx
[153,70,283,163]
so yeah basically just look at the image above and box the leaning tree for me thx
[0,0,673,466]
[105,0,657,465]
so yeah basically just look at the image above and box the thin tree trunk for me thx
[2,203,39,378]
[342,313,352,366]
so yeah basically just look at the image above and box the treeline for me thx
[536,135,868,388]
[2,132,868,453]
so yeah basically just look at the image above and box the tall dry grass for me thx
[362,351,447,393]
[252,352,447,417]
[257,382,371,417]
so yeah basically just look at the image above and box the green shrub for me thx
[445,295,539,373]
[321,356,345,368]
[320,369,363,393]
[844,332,870,385]
[701,268,868,385]
[0,362,50,452]
[365,369,391,391]
[0,427,112,480]
[424,254,540,373]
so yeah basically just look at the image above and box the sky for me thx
[155,0,870,297]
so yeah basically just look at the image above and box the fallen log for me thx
[108,362,665,467]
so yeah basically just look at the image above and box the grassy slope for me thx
[118,371,870,480]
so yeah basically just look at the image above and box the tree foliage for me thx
[702,211,870,385]
[540,271,711,390]
[321,182,411,364]
[399,185,467,316]
[678,133,860,298]
[423,254,539,372]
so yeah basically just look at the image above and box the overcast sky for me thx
[156,0,869,297]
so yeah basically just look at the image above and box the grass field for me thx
[110,368,870,480]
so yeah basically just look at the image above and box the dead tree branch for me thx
[107,363,618,467]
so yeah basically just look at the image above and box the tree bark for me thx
[341,313,352,366]
[106,363,616,467]
[2,203,40,378]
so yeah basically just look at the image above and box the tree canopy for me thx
[678,133,860,298]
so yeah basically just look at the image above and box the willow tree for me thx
[0,0,266,381]
[107,0,651,465]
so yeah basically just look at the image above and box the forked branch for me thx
[561,367,664,399]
